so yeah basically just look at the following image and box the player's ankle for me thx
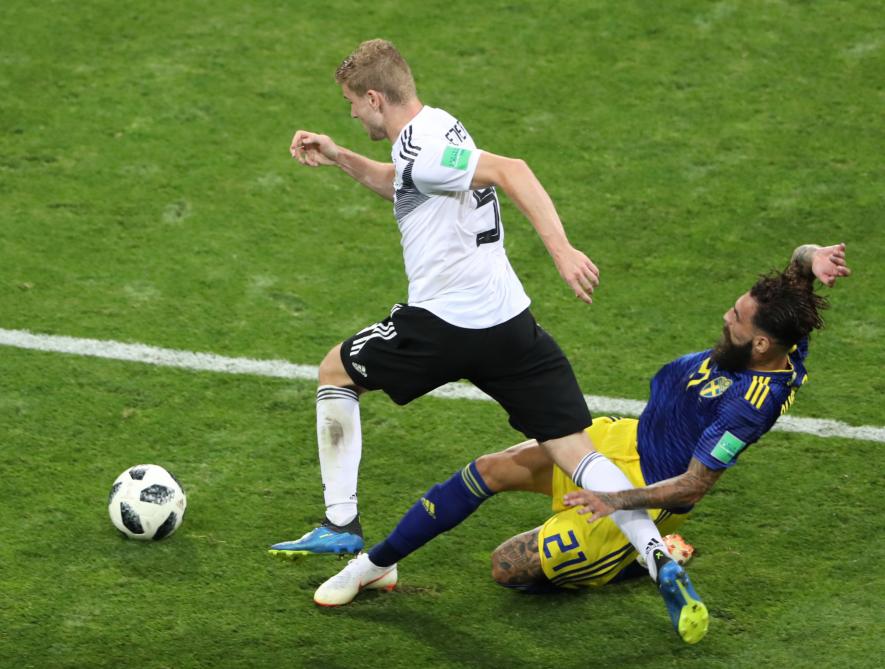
[644,538,673,582]
[323,512,362,535]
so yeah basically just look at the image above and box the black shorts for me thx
[340,305,591,442]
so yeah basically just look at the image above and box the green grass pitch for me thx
[1,1,883,667]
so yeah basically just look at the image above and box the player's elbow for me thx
[508,157,529,173]
[499,157,530,188]
[682,478,713,506]
[490,158,534,202]
[685,489,707,506]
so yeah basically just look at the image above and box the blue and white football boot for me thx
[268,516,364,560]
[655,552,709,644]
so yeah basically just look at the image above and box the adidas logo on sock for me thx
[421,497,436,519]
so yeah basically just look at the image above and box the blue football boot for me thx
[268,516,364,560]
[656,554,709,644]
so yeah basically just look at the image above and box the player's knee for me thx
[489,543,524,587]
[489,548,510,586]
[489,548,535,589]
[474,453,506,493]
[476,441,549,494]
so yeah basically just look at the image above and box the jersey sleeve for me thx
[791,336,810,364]
[409,139,483,194]
[692,394,777,471]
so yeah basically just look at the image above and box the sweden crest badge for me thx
[700,376,732,398]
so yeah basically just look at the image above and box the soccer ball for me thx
[108,464,187,540]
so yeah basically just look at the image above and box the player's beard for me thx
[711,326,753,372]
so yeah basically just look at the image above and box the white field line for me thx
[2,327,883,444]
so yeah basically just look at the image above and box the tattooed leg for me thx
[490,527,546,588]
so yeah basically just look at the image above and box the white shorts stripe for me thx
[349,321,399,357]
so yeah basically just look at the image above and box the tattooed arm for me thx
[562,458,723,523]
[789,243,851,287]
[490,528,545,587]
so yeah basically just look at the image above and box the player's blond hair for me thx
[335,39,416,104]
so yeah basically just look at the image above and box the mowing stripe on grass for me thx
[2,327,883,444]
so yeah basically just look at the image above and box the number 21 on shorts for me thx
[543,530,588,572]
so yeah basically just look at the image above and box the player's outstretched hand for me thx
[813,242,851,287]
[290,130,340,167]
[562,488,616,523]
[554,246,599,305]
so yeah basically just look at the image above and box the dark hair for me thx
[750,270,828,347]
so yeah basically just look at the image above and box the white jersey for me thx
[391,106,530,329]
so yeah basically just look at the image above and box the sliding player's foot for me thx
[657,559,709,644]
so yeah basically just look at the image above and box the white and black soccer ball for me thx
[108,464,187,540]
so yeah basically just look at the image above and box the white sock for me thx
[316,385,361,526]
[572,451,671,581]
